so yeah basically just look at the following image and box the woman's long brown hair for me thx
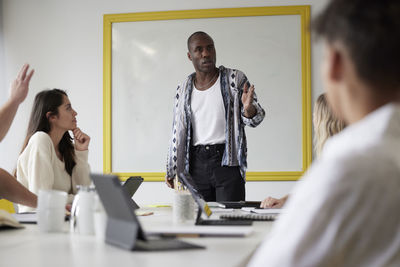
[19,89,76,176]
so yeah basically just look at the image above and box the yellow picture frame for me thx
[103,6,312,181]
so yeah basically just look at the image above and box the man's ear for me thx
[327,45,344,83]
[187,52,192,62]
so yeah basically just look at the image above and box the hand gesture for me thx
[241,83,255,109]
[165,176,175,189]
[73,128,90,151]
[10,64,34,104]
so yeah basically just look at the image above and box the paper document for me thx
[210,208,234,213]
[242,207,282,214]
[11,212,37,224]
[146,225,253,237]
[145,204,171,208]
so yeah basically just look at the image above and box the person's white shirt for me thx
[191,75,226,146]
[249,103,400,267]
[16,131,91,212]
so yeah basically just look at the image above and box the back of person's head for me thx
[314,93,345,157]
[313,0,400,91]
[19,89,76,176]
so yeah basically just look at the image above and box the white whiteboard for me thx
[105,7,311,180]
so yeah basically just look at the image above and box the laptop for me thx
[91,173,204,251]
[122,176,143,209]
[178,173,252,226]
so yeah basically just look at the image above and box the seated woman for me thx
[16,89,91,212]
[260,93,345,208]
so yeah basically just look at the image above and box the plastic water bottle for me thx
[70,185,95,235]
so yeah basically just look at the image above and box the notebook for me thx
[12,212,37,224]
[178,173,252,226]
[219,213,277,221]
[219,207,280,221]
[241,207,282,214]
[0,209,24,228]
[145,225,253,237]
[91,173,204,251]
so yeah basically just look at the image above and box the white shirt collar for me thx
[322,103,400,160]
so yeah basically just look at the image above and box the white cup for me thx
[37,189,67,233]
[173,190,195,224]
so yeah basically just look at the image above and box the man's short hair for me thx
[313,0,400,90]
[187,31,213,51]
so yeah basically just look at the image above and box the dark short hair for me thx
[187,31,213,51]
[313,0,400,90]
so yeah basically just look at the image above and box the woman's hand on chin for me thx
[73,127,90,151]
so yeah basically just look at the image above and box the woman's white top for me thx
[249,103,400,267]
[191,75,226,146]
[16,131,91,212]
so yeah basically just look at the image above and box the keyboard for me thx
[219,213,277,221]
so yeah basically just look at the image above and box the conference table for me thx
[0,206,274,267]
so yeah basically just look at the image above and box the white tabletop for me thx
[0,207,273,267]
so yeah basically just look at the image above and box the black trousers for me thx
[189,144,245,202]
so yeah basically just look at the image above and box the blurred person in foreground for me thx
[249,0,400,266]
[0,64,37,209]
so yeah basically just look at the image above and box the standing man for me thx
[249,0,400,266]
[166,32,265,201]
[0,64,37,208]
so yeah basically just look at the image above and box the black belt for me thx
[191,144,225,153]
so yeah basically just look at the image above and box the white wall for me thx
[0,0,327,204]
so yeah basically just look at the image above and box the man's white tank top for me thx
[191,75,226,146]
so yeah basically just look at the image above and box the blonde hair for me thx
[313,94,345,158]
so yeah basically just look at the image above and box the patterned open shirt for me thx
[166,65,265,181]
